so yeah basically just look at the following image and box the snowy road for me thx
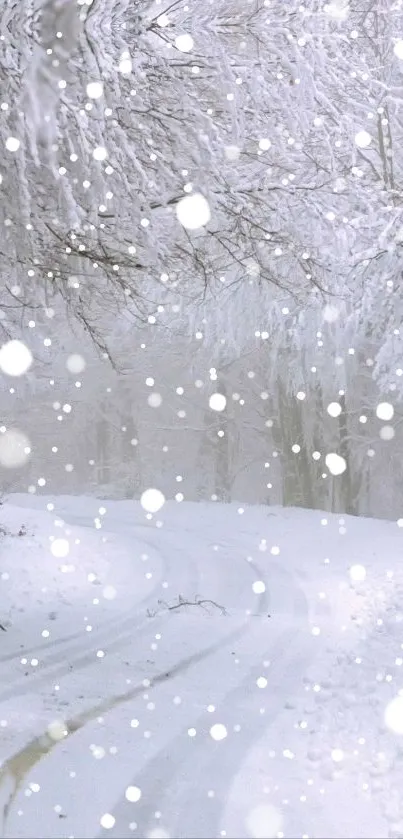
[1,498,403,838]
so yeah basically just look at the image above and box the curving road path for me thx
[1,500,387,839]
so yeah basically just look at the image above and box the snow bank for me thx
[0,503,110,630]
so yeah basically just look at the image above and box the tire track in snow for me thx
[0,527,168,665]
[4,539,267,705]
[0,525,201,701]
[1,587,269,838]
[0,522,271,838]
[0,523,260,706]
[1,543,269,838]
[163,599,312,839]
[96,565,306,839]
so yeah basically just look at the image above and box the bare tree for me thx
[4,0,388,344]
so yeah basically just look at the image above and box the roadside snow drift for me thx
[1,496,403,838]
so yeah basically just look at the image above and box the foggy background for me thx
[1,0,403,521]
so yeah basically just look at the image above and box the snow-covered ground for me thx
[1,495,403,838]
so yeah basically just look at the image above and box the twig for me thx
[156,595,227,615]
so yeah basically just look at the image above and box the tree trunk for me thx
[96,411,110,486]
[276,378,314,509]
[120,410,141,498]
[337,393,358,515]
[213,382,230,502]
[196,411,212,501]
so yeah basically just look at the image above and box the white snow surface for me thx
[1,496,403,838]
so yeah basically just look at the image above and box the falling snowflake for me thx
[148,393,163,408]
[175,34,194,52]
[91,745,106,759]
[380,425,395,441]
[125,785,142,802]
[5,137,20,152]
[50,539,70,559]
[176,193,211,230]
[66,353,86,373]
[0,340,33,376]
[119,56,132,74]
[376,402,394,421]
[156,13,170,27]
[393,40,403,59]
[100,813,116,830]
[327,402,342,418]
[325,453,347,475]
[47,720,68,741]
[258,138,271,151]
[384,695,403,735]
[349,564,366,582]
[86,81,103,99]
[209,393,227,411]
[140,488,166,513]
[0,429,31,468]
[245,803,283,838]
[210,723,227,741]
[355,130,372,148]
[93,146,108,161]
[323,304,339,323]
[225,145,241,161]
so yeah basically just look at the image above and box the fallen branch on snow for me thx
[147,593,227,618]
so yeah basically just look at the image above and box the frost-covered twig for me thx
[156,594,227,615]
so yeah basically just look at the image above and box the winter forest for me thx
[5,3,403,838]
[1,0,403,519]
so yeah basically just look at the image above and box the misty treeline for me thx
[1,0,403,518]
